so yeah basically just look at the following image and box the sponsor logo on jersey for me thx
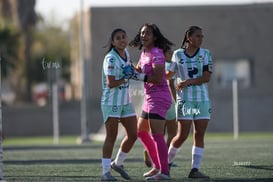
[188,67,198,78]
[154,56,162,63]
[109,58,115,62]
[118,84,129,90]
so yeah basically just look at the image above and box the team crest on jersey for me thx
[198,55,204,62]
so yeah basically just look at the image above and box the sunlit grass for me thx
[2,132,273,181]
[3,132,273,146]
[3,136,79,145]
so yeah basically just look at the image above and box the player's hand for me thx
[122,64,147,82]
[131,71,144,81]
[176,80,192,90]
[122,64,134,79]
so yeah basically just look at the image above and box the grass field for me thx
[2,132,273,181]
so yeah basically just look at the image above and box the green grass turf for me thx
[2,132,273,181]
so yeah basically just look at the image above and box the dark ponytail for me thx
[181,26,202,48]
[104,28,126,54]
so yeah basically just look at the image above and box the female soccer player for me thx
[143,49,177,168]
[167,26,212,179]
[125,23,174,180]
[164,49,177,150]
[100,28,138,181]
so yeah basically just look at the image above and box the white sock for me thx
[168,145,180,163]
[114,149,128,166]
[192,146,204,169]
[101,158,111,175]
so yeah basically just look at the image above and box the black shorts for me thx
[140,111,165,120]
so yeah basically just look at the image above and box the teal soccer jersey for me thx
[101,48,132,106]
[169,48,213,102]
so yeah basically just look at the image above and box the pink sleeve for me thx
[151,48,165,66]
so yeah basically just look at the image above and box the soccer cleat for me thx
[101,172,117,181]
[144,150,152,167]
[146,173,170,180]
[111,161,131,180]
[188,168,210,179]
[143,168,159,177]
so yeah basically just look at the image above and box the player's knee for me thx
[194,131,205,140]
[105,133,118,143]
[129,132,138,142]
[176,134,188,145]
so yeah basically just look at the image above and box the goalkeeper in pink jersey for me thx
[123,23,174,180]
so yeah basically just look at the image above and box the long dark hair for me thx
[104,28,126,54]
[129,23,174,54]
[181,26,202,48]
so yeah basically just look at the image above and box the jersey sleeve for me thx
[203,49,213,73]
[103,55,117,76]
[165,62,176,79]
[168,51,178,73]
[151,48,165,67]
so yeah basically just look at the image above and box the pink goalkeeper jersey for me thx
[138,47,171,101]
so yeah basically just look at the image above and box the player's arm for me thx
[167,78,176,102]
[166,59,177,80]
[147,64,165,84]
[106,75,127,89]
[134,63,142,73]
[187,71,211,85]
[177,50,213,89]
[166,70,175,80]
[104,55,127,88]
[186,61,213,85]
[177,70,211,90]
[128,62,165,83]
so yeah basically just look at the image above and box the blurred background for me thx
[0,0,272,142]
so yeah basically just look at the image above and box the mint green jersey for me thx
[169,48,213,102]
[101,48,132,106]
